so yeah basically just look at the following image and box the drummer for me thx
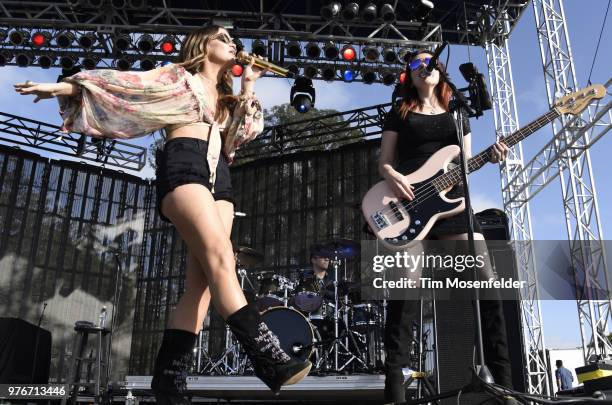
[301,249,335,301]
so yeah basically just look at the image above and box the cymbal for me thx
[233,244,264,267]
[313,238,360,260]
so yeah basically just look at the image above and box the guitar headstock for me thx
[554,84,606,115]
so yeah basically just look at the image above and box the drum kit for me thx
[197,239,386,376]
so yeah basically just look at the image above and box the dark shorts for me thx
[155,137,234,223]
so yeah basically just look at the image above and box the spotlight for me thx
[322,66,336,81]
[287,41,301,58]
[362,69,377,84]
[380,3,396,22]
[137,34,155,53]
[341,45,356,61]
[342,2,359,20]
[342,69,356,82]
[381,70,396,86]
[15,53,31,67]
[399,48,413,63]
[361,3,377,22]
[321,2,341,20]
[0,51,13,66]
[38,54,56,69]
[116,56,132,71]
[231,63,244,77]
[305,42,320,59]
[324,42,339,59]
[59,55,77,69]
[290,76,316,113]
[232,38,244,52]
[114,33,131,52]
[160,36,176,54]
[304,65,318,79]
[9,30,29,46]
[32,31,51,47]
[287,64,300,76]
[251,39,266,57]
[140,57,155,71]
[78,33,96,49]
[414,0,434,21]
[56,31,75,48]
[82,56,99,70]
[363,46,379,62]
[383,47,397,63]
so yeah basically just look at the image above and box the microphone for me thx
[236,51,295,78]
[424,41,448,75]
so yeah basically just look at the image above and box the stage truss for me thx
[1,0,611,396]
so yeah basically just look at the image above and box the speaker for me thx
[434,209,526,401]
[0,318,52,383]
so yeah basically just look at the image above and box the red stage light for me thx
[399,71,407,84]
[32,32,48,47]
[231,64,244,77]
[160,41,175,54]
[342,46,356,61]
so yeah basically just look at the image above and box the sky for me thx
[0,1,610,350]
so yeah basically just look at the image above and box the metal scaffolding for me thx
[485,10,550,394]
[532,0,612,360]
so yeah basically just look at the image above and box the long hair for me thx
[397,49,452,120]
[176,25,238,123]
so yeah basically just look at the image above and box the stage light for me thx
[9,30,29,46]
[82,56,98,70]
[140,57,155,71]
[380,3,396,22]
[323,42,339,59]
[363,46,379,62]
[287,41,301,58]
[32,31,51,47]
[78,33,96,49]
[251,39,266,57]
[233,38,244,52]
[399,48,414,63]
[322,66,336,81]
[306,42,321,59]
[56,31,75,48]
[287,64,300,76]
[342,2,359,20]
[342,69,356,82]
[15,52,31,67]
[399,71,407,84]
[362,69,377,84]
[321,2,341,20]
[290,76,316,113]
[160,36,176,54]
[305,65,318,79]
[341,45,356,61]
[0,51,13,66]
[38,54,56,69]
[116,56,132,71]
[361,3,377,22]
[414,0,434,21]
[137,34,155,53]
[381,70,396,86]
[59,55,77,69]
[231,64,244,77]
[383,47,397,63]
[114,33,131,52]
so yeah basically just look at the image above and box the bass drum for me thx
[261,307,315,362]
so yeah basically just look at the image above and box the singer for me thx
[14,25,311,404]
[378,49,514,404]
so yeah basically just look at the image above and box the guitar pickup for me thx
[388,201,404,221]
[372,211,389,230]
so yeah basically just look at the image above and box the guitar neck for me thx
[433,108,560,191]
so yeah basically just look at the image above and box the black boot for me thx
[479,298,513,389]
[384,368,406,404]
[151,329,197,405]
[226,303,312,394]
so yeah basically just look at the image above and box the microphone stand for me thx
[30,302,47,383]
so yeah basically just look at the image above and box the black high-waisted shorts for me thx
[155,137,234,223]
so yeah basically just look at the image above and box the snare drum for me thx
[261,306,315,362]
[293,273,324,313]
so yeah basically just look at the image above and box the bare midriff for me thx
[165,122,212,142]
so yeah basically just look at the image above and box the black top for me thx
[382,107,471,173]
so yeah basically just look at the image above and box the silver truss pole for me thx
[532,0,612,360]
[485,11,550,395]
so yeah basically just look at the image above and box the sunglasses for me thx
[212,34,234,44]
[408,57,432,71]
